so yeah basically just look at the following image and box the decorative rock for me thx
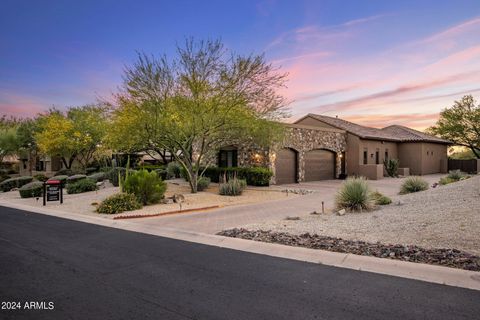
[161,198,174,204]
[285,216,301,221]
[173,193,185,203]
[217,228,480,271]
[337,209,346,216]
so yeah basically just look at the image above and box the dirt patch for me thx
[218,228,480,271]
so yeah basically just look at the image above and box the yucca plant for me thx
[399,176,429,194]
[335,177,373,212]
[219,177,246,196]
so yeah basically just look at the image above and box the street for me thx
[1,206,479,320]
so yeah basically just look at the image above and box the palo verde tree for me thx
[35,106,108,170]
[109,39,287,192]
[428,95,480,158]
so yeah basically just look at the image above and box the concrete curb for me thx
[1,200,479,291]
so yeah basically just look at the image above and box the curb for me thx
[1,200,479,291]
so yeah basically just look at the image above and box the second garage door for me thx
[275,148,297,184]
[304,150,335,181]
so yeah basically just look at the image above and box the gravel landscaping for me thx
[232,174,480,257]
[218,228,480,271]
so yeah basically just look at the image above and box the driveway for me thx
[127,174,444,233]
[1,206,479,320]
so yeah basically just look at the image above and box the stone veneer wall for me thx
[196,125,347,184]
[271,126,347,183]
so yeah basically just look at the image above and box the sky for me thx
[1,0,480,130]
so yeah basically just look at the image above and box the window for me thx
[218,148,238,167]
[363,148,368,165]
[427,151,429,156]
[431,151,434,156]
[375,149,380,164]
[385,149,389,161]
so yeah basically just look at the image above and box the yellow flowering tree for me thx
[35,106,107,170]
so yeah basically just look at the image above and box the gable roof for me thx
[296,114,451,144]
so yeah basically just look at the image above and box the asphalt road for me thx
[1,206,479,320]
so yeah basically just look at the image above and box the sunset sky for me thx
[1,0,480,130]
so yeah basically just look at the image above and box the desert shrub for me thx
[85,167,98,175]
[197,177,211,191]
[66,179,97,194]
[447,170,467,181]
[55,169,74,176]
[0,174,11,183]
[219,178,246,196]
[154,168,168,180]
[166,161,181,179]
[33,174,49,182]
[384,159,399,177]
[335,177,373,212]
[0,176,33,192]
[370,191,392,205]
[19,181,44,198]
[67,174,87,184]
[139,164,165,172]
[99,166,113,173]
[107,167,127,187]
[97,193,142,214]
[87,172,106,182]
[399,176,429,194]
[439,177,455,185]
[123,169,167,205]
[48,175,68,187]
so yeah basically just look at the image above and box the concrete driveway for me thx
[127,174,445,234]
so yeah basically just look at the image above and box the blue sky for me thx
[1,0,480,129]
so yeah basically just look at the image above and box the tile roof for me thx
[299,114,451,144]
[381,125,451,144]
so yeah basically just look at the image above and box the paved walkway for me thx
[128,174,444,234]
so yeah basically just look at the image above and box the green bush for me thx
[19,181,44,198]
[154,168,168,180]
[139,164,165,172]
[48,175,68,187]
[123,169,167,205]
[370,191,392,205]
[107,167,127,187]
[400,176,429,194]
[55,169,74,176]
[219,178,246,196]
[86,167,98,175]
[199,166,272,186]
[33,174,49,182]
[0,176,33,192]
[87,172,106,182]
[66,179,97,194]
[67,174,87,184]
[447,170,467,181]
[335,177,373,212]
[197,177,211,191]
[439,177,455,185]
[384,159,399,177]
[166,162,181,179]
[97,193,142,214]
[0,174,11,183]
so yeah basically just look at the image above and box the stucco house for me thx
[216,114,451,184]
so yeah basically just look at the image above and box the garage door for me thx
[304,150,335,181]
[275,148,297,184]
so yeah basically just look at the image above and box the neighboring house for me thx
[211,114,451,184]
[18,153,63,177]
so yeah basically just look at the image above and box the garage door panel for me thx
[275,149,297,184]
[304,150,335,181]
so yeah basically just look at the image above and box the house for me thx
[214,114,451,184]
